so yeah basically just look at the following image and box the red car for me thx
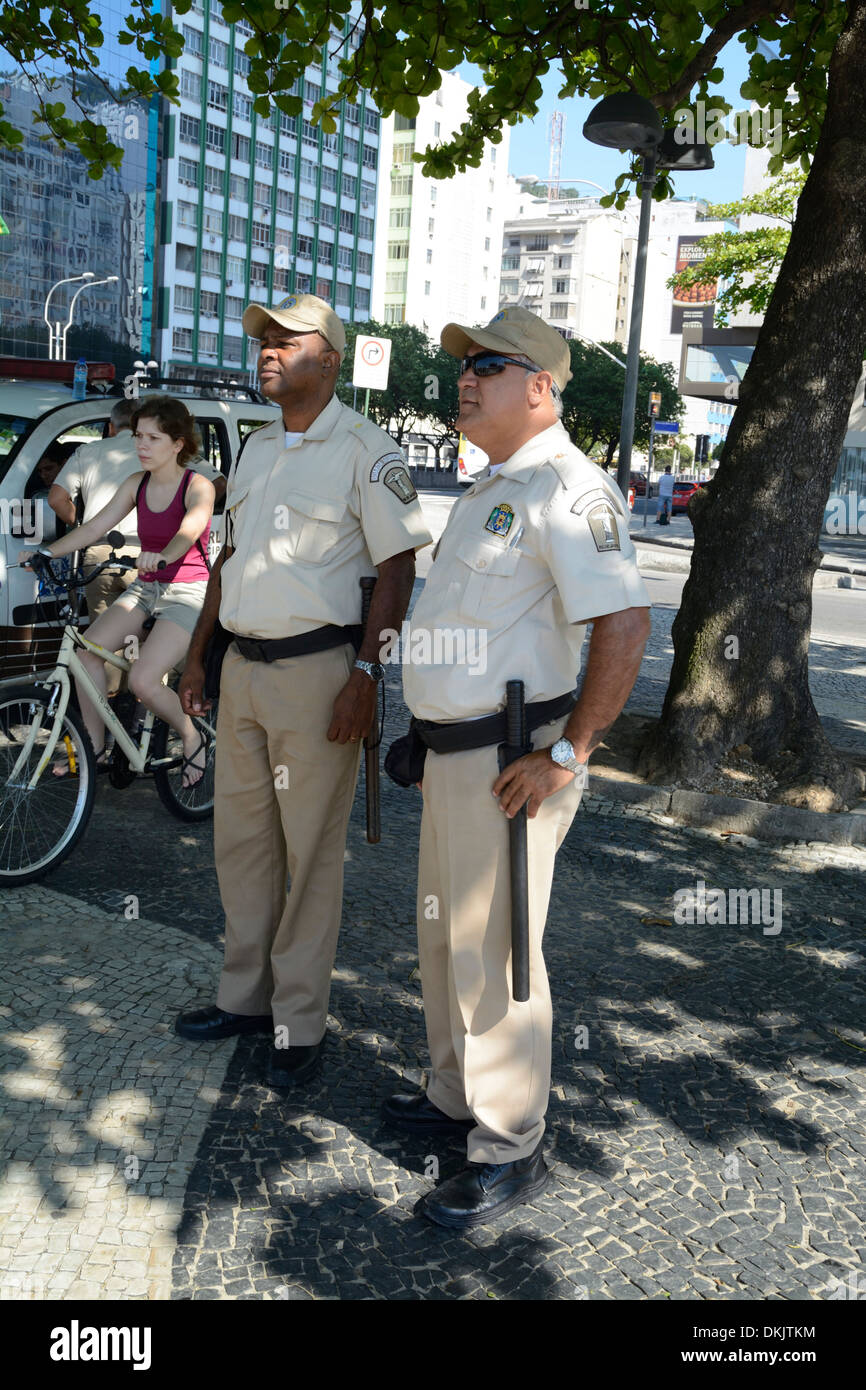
[671,480,703,513]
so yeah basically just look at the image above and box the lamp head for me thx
[583,93,663,152]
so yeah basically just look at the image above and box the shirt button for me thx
[477,559,487,569]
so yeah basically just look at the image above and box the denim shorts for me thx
[113,577,207,637]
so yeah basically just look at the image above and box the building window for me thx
[549,303,572,319]
[178,156,198,186]
[223,335,243,362]
[339,209,355,233]
[426,248,432,264]
[428,217,435,235]
[361,143,377,169]
[205,122,226,153]
[356,286,370,312]
[208,36,228,68]
[358,216,374,239]
[273,268,289,292]
[344,101,360,124]
[300,157,317,184]
[200,289,219,315]
[279,112,296,136]
[388,240,409,260]
[304,78,320,103]
[233,92,251,123]
[226,256,245,282]
[302,119,320,147]
[227,213,246,241]
[434,121,440,138]
[529,234,549,251]
[231,133,250,162]
[364,109,380,133]
[173,327,193,352]
[501,255,520,271]
[251,222,271,246]
[276,187,293,214]
[553,278,572,295]
[295,274,311,293]
[297,235,313,258]
[299,195,316,220]
[424,280,431,295]
[337,245,353,269]
[203,165,222,194]
[319,201,336,226]
[179,113,201,146]
[482,266,488,280]
[201,249,221,275]
[389,207,410,228]
[175,245,196,273]
[249,263,267,286]
[386,271,407,293]
[320,165,337,191]
[486,206,492,222]
[343,137,359,162]
[177,201,198,229]
[391,175,413,196]
[480,297,486,310]
[360,180,376,204]
[174,285,194,311]
[394,113,416,131]
[500,280,518,296]
[234,49,251,77]
[181,25,203,57]
[335,282,351,305]
[208,79,228,112]
[384,303,405,323]
[199,332,218,354]
[279,150,295,177]
[393,142,414,165]
[341,171,357,198]
[253,180,270,208]
[430,185,437,204]
[255,140,273,170]
[230,173,249,201]
[357,251,372,275]
[203,208,222,234]
[180,69,201,101]
[318,240,333,265]
[555,254,572,270]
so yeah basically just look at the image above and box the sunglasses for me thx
[459,351,542,378]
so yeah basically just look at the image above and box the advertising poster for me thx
[670,235,718,333]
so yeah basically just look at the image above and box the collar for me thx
[300,393,343,442]
[473,421,573,489]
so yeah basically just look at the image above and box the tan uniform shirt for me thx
[403,421,650,721]
[55,432,222,547]
[219,395,433,640]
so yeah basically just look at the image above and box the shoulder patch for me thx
[586,503,621,552]
[370,450,406,482]
[382,463,417,504]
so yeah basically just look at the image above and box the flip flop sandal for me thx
[52,743,110,778]
[181,731,209,789]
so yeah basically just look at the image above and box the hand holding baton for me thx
[360,576,381,845]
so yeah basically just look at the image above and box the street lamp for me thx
[43,273,94,360]
[584,93,713,502]
[59,275,119,360]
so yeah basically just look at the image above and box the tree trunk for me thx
[639,0,866,811]
[604,436,617,468]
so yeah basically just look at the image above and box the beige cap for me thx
[242,293,346,355]
[441,305,572,390]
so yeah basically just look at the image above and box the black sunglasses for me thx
[459,351,542,378]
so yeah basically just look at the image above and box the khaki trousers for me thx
[85,543,138,695]
[417,715,583,1164]
[214,642,362,1043]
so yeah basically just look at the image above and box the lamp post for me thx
[43,273,94,360]
[583,95,713,503]
[59,275,119,360]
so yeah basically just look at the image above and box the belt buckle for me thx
[256,639,273,663]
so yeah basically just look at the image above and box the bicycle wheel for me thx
[151,700,218,822]
[0,684,97,884]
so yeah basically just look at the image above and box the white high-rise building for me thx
[371,72,511,339]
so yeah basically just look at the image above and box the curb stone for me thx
[588,773,866,848]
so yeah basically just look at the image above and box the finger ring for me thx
[351,736,359,742]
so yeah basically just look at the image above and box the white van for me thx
[0,366,279,682]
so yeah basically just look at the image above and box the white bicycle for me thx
[0,539,218,884]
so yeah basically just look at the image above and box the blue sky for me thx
[459,37,756,206]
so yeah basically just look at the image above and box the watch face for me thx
[550,738,573,766]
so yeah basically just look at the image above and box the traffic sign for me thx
[352,334,392,390]
[653,421,679,434]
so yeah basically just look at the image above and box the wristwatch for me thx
[354,658,385,683]
[549,737,585,775]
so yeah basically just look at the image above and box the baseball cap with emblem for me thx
[242,293,346,355]
[441,306,572,390]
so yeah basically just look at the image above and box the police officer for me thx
[175,294,432,1087]
[385,307,651,1228]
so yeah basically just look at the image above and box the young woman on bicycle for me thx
[19,396,215,788]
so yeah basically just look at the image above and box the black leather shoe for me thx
[383,1091,474,1136]
[418,1141,549,1229]
[175,1005,272,1041]
[265,1038,325,1088]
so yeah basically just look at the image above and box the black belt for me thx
[414,689,578,755]
[232,624,362,663]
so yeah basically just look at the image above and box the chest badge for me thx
[484,502,515,537]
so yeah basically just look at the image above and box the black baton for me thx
[504,679,530,1002]
[359,577,381,844]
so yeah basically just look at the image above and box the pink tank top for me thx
[136,469,211,583]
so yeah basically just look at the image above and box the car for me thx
[629,470,648,496]
[671,480,704,513]
[0,361,280,682]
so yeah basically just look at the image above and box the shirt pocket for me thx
[453,536,522,622]
[284,491,348,563]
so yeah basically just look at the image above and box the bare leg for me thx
[73,601,148,756]
[127,619,206,785]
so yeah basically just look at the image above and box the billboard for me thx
[670,235,718,333]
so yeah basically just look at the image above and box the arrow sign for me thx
[353,334,392,390]
[653,421,679,434]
